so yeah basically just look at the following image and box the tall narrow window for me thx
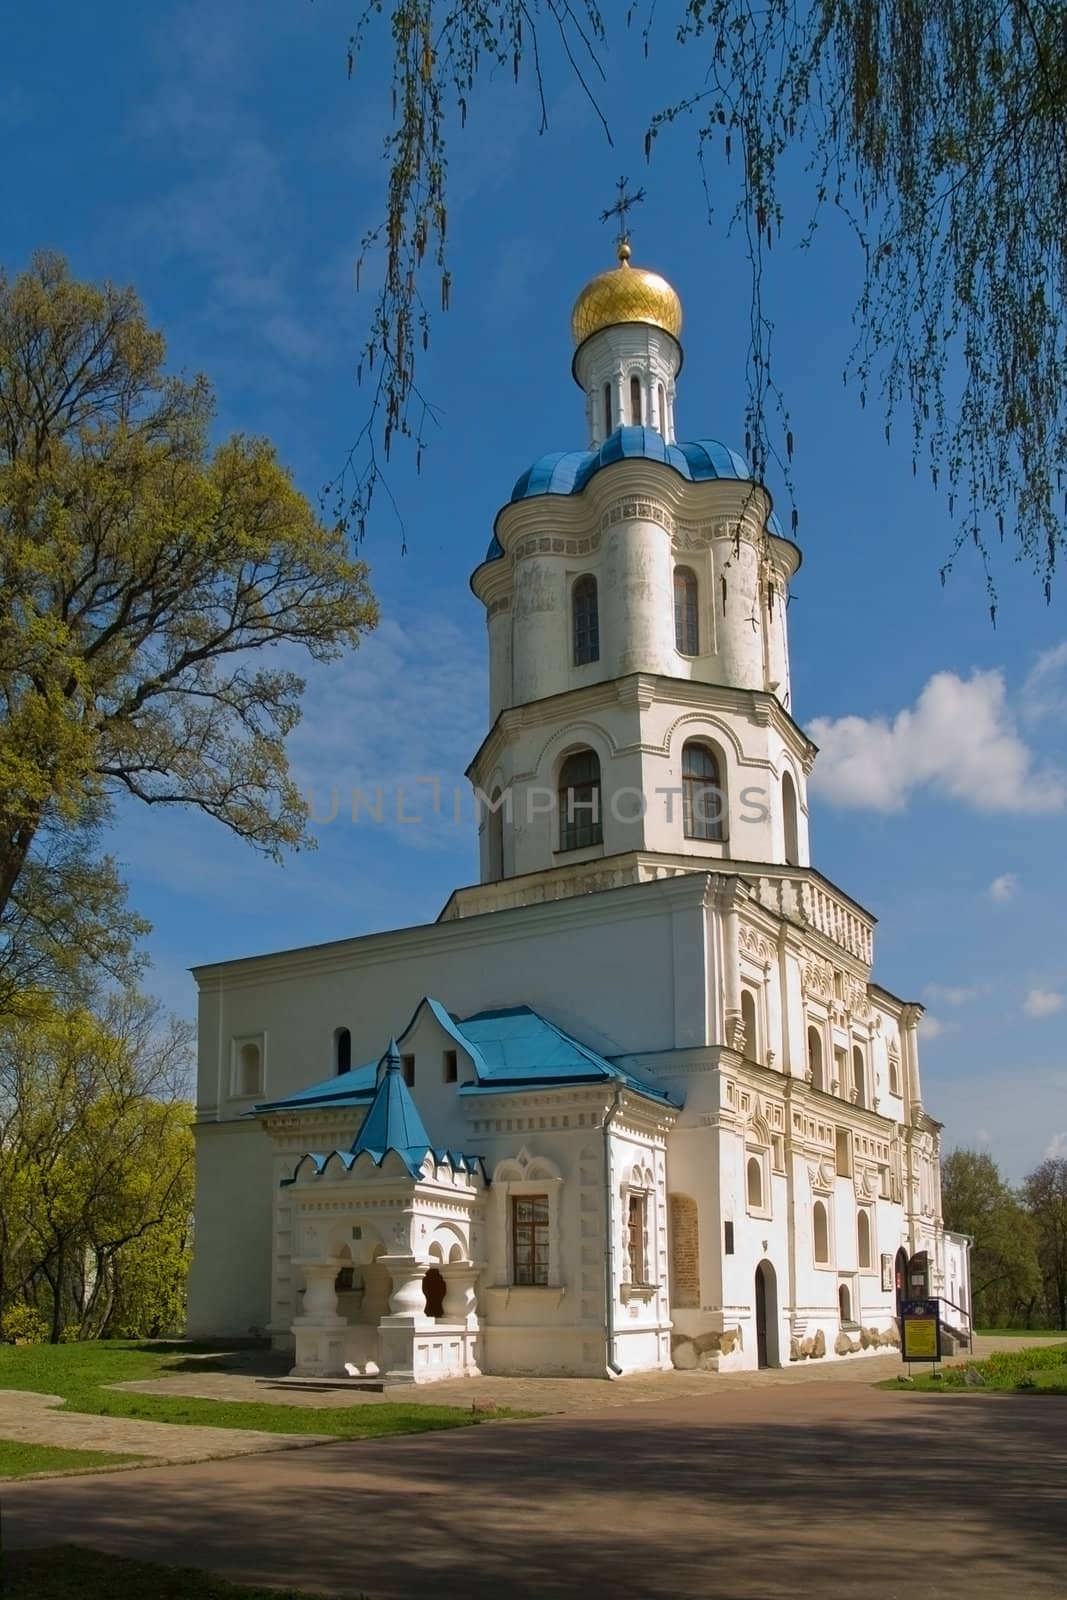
[852,1045,866,1108]
[835,1127,852,1178]
[630,374,642,425]
[335,1028,351,1076]
[782,771,800,866]
[236,1040,262,1098]
[857,1210,872,1270]
[724,1220,735,1254]
[558,748,602,851]
[674,567,699,655]
[401,1053,415,1087]
[888,1054,901,1097]
[572,574,599,666]
[746,1156,764,1211]
[807,1026,824,1092]
[813,1201,830,1264]
[512,1195,549,1285]
[740,989,758,1059]
[627,1193,648,1283]
[682,741,724,841]
[443,1050,458,1084]
[603,383,612,437]
[658,382,667,432]
[839,1282,852,1322]
[486,788,504,880]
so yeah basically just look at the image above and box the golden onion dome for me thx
[570,242,683,347]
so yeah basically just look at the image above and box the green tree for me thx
[941,1149,1041,1326]
[345,3,1067,605]
[0,252,378,1002]
[0,990,193,1340]
[1024,1157,1067,1329]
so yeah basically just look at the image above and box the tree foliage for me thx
[345,1,1067,607]
[0,253,378,1006]
[0,990,194,1341]
[1024,1157,1067,1329]
[940,1147,1040,1326]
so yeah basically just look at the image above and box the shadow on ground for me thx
[6,1383,1067,1599]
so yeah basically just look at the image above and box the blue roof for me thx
[257,1001,673,1122]
[483,427,782,561]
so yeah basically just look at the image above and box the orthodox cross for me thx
[600,176,646,256]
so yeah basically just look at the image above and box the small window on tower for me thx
[658,382,666,431]
[572,574,600,666]
[401,1054,415,1087]
[443,1050,458,1083]
[674,567,699,656]
[630,374,642,425]
[724,1220,735,1255]
[603,383,612,436]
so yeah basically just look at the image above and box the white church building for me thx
[187,243,971,1380]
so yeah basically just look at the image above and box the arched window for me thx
[558,748,602,852]
[658,382,667,431]
[813,1200,830,1264]
[630,374,642,425]
[839,1282,852,1322]
[857,1210,872,1270]
[888,1054,901,1097]
[335,1028,351,1076]
[747,1156,763,1211]
[782,771,800,866]
[674,567,699,656]
[236,1040,261,1098]
[807,1026,824,1092]
[682,741,725,841]
[603,383,612,437]
[852,1045,866,1108]
[486,788,504,880]
[740,989,758,1059]
[572,574,599,666]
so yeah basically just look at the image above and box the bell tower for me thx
[466,241,811,897]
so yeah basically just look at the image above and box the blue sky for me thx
[4,1,1065,1177]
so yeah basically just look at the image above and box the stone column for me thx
[290,1259,346,1378]
[901,1004,923,1119]
[379,1255,428,1318]
[441,1263,481,1326]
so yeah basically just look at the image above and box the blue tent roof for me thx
[483,426,783,566]
[256,1001,673,1123]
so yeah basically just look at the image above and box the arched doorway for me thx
[894,1247,910,1316]
[754,1260,779,1368]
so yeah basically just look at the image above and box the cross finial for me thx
[600,175,646,263]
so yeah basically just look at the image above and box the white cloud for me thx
[989,873,1019,903]
[809,668,1066,814]
[920,1015,946,1039]
[924,985,976,1007]
[1023,988,1065,1019]
[1045,1132,1067,1160]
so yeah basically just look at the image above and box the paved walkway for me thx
[110,1332,1059,1414]
[6,1374,1067,1599]
[0,1387,330,1465]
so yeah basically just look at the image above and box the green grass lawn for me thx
[0,1440,135,1479]
[2,1546,369,1600]
[881,1340,1067,1395]
[0,1339,529,1442]
[976,1326,1064,1337]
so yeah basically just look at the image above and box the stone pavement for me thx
[110,1332,1060,1415]
[6,1372,1067,1599]
[0,1387,331,1465]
